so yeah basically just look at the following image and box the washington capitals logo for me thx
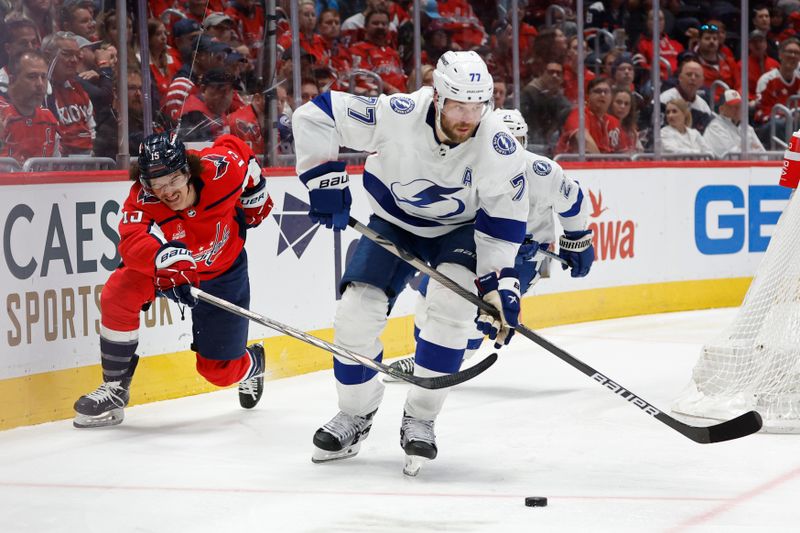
[201,154,229,180]
[235,119,259,136]
[391,179,466,218]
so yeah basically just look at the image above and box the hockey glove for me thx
[154,241,199,307]
[240,178,274,228]
[302,162,351,230]
[475,268,521,349]
[558,230,594,278]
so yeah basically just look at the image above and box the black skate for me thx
[73,355,139,428]
[312,409,377,463]
[400,411,437,476]
[239,343,265,409]
[382,356,415,383]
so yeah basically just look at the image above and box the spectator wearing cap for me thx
[178,68,235,142]
[739,30,779,100]
[163,34,227,123]
[42,31,96,155]
[703,89,765,158]
[184,0,220,24]
[659,59,713,133]
[611,54,635,92]
[170,18,202,63]
[145,19,181,99]
[706,19,734,61]
[437,0,486,49]
[661,98,713,155]
[754,37,800,125]
[226,81,266,154]
[60,1,96,41]
[74,36,115,112]
[635,9,684,78]
[519,61,571,153]
[0,17,42,96]
[276,1,329,67]
[693,23,739,100]
[0,50,60,163]
[11,0,57,41]
[203,12,246,55]
[224,0,266,57]
[348,8,407,94]
[341,0,401,48]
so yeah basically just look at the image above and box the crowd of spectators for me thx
[1,1,800,167]
[273,0,800,160]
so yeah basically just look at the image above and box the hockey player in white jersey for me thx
[387,108,595,378]
[293,51,529,475]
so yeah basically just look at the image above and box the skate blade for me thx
[403,455,429,477]
[311,442,362,463]
[73,408,124,429]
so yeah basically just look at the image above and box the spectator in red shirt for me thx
[225,0,266,57]
[610,87,641,153]
[635,8,684,79]
[147,19,182,99]
[318,8,353,89]
[277,1,329,66]
[349,8,407,94]
[43,31,96,155]
[754,37,800,126]
[0,50,59,163]
[694,23,740,99]
[227,83,266,154]
[178,68,235,142]
[740,30,779,102]
[437,0,487,49]
[556,77,621,154]
[341,0,400,48]
[562,35,596,103]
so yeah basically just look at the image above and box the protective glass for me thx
[440,99,492,122]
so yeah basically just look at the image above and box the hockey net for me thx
[673,189,800,433]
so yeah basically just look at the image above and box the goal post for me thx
[673,157,800,433]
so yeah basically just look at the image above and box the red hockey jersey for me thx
[0,97,59,163]
[118,135,269,281]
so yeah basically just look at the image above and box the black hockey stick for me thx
[348,217,763,443]
[189,287,497,390]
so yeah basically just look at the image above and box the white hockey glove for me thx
[475,268,521,349]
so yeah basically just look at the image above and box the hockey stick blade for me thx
[348,217,764,443]
[190,287,497,390]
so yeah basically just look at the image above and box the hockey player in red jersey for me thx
[73,132,273,428]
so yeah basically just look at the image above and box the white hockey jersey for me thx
[523,152,588,245]
[293,87,529,276]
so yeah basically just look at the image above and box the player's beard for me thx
[440,114,478,144]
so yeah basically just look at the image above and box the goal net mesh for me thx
[673,190,800,433]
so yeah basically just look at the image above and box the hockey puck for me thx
[524,496,548,507]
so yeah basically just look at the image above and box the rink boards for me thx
[0,161,787,429]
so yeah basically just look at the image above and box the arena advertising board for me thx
[0,163,787,380]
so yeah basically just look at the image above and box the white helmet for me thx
[433,50,494,107]
[494,108,528,148]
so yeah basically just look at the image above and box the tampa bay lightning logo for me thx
[389,96,415,114]
[533,159,552,176]
[391,179,466,218]
[492,132,516,155]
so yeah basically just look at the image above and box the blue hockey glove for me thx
[308,187,352,230]
[475,267,521,349]
[517,235,540,261]
[558,230,594,278]
[301,162,351,231]
[154,241,199,307]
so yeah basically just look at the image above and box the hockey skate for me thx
[239,343,266,409]
[400,412,438,476]
[382,356,415,383]
[312,409,377,463]
[73,355,139,429]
